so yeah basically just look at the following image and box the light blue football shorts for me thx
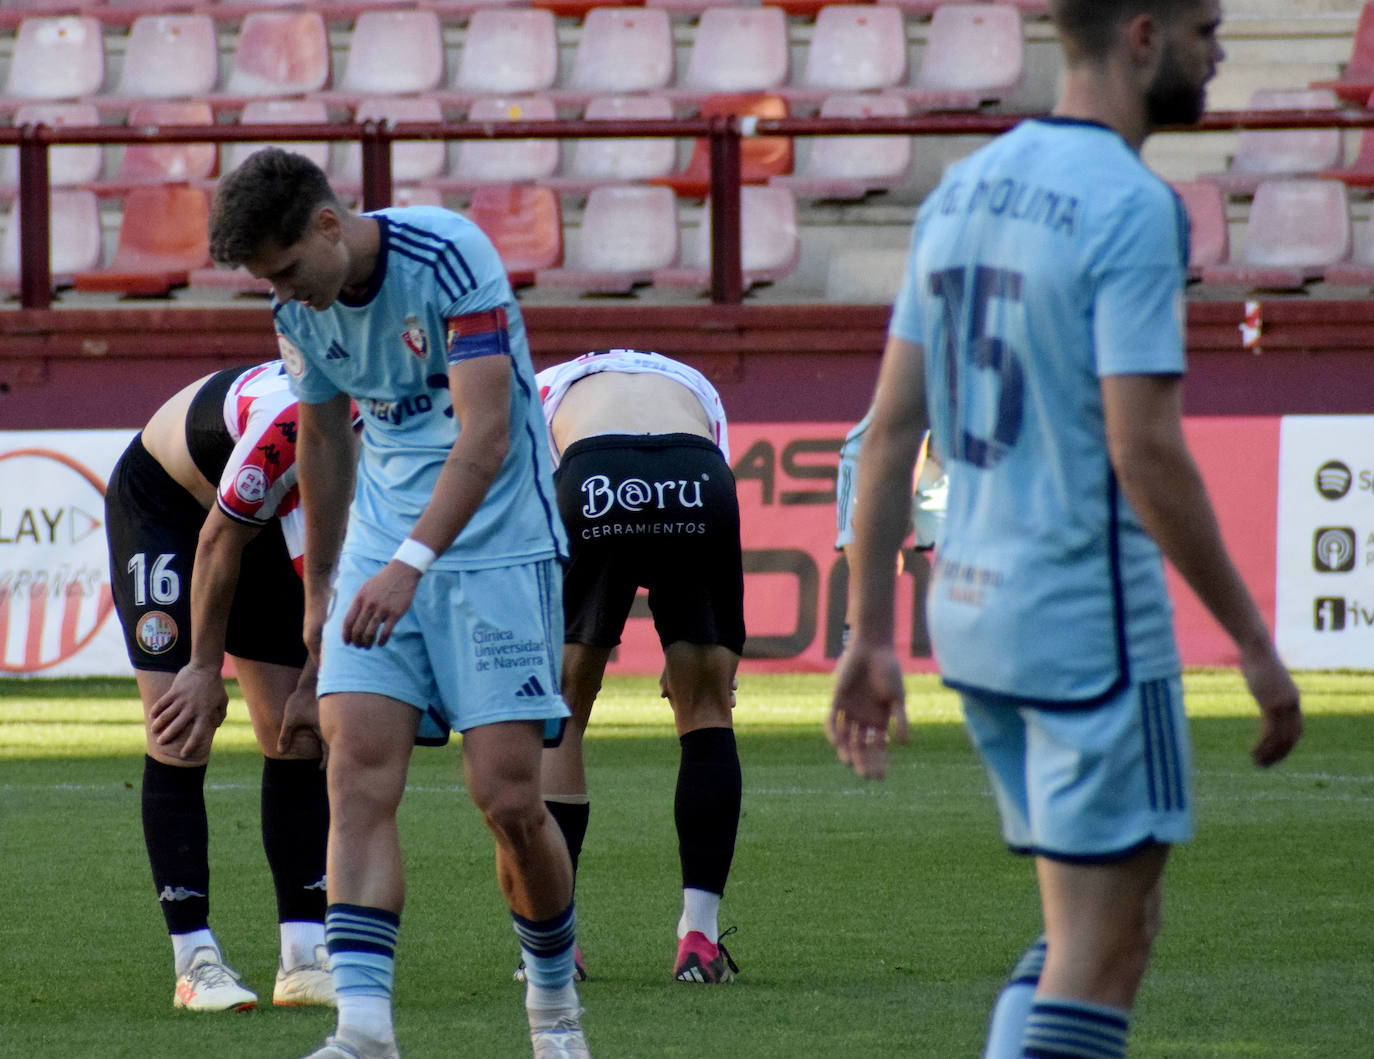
[959,675,1194,862]
[318,550,569,744]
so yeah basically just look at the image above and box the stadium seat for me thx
[0,189,102,290]
[1311,1,1374,105]
[336,96,447,187]
[467,184,563,287]
[321,10,445,104]
[444,96,560,189]
[1199,178,1350,290]
[1171,179,1228,281]
[888,3,1023,109]
[549,7,674,107]
[669,8,789,106]
[653,184,799,291]
[0,103,103,191]
[1322,215,1374,287]
[96,100,217,193]
[72,184,212,295]
[536,184,678,293]
[782,4,908,106]
[531,0,642,17]
[1,16,105,106]
[218,11,330,103]
[102,14,218,105]
[1320,116,1374,189]
[221,99,331,178]
[770,93,911,199]
[545,94,677,193]
[442,9,558,106]
[1199,89,1342,196]
[654,94,793,198]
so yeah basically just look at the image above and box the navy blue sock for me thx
[141,755,210,935]
[261,756,329,924]
[675,727,742,895]
[1022,997,1129,1058]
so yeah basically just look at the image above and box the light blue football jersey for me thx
[277,206,567,571]
[889,119,1187,703]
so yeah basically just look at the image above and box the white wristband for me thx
[392,537,437,574]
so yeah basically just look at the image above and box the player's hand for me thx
[828,644,904,780]
[277,684,325,765]
[1240,642,1303,767]
[342,561,421,649]
[150,662,228,760]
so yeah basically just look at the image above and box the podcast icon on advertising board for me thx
[1312,527,1357,573]
[0,448,115,672]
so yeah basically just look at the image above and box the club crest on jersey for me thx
[402,315,429,358]
[278,335,306,377]
[137,612,178,655]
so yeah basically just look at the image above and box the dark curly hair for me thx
[208,148,340,266]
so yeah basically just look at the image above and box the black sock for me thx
[141,755,210,935]
[261,756,329,924]
[675,727,742,895]
[546,799,590,881]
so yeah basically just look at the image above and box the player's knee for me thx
[477,788,546,852]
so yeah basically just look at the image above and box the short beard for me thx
[1145,46,1206,126]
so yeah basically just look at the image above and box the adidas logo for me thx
[325,341,350,361]
[514,675,546,698]
[158,885,207,903]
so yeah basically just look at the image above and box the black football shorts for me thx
[555,433,745,655]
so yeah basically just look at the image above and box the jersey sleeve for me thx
[273,311,340,405]
[1091,184,1188,378]
[216,398,301,528]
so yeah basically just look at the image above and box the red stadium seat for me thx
[1199,89,1342,196]
[335,96,447,187]
[653,184,799,292]
[217,12,330,104]
[467,184,563,287]
[95,101,217,194]
[0,103,103,190]
[888,3,1023,110]
[320,9,445,104]
[1171,179,1228,282]
[0,188,102,290]
[443,96,560,189]
[221,99,332,179]
[781,5,908,106]
[771,93,912,200]
[653,93,793,199]
[549,7,674,108]
[668,7,790,107]
[545,94,677,193]
[104,14,218,105]
[440,9,558,107]
[1311,2,1374,105]
[73,184,212,295]
[1,16,104,107]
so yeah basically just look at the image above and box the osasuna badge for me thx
[402,315,429,358]
[278,334,306,377]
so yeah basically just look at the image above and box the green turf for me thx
[1,671,1371,1057]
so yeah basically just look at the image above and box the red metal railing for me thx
[4,106,1374,310]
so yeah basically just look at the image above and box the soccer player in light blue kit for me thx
[208,149,591,1059]
[830,3,1302,1057]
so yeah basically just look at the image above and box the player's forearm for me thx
[297,397,355,599]
[406,424,507,555]
[187,512,251,670]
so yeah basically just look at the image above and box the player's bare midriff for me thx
[550,371,714,456]
[139,372,219,510]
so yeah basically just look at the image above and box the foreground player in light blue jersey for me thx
[208,149,590,1059]
[830,3,1302,1057]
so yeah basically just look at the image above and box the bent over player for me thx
[830,2,1302,1057]
[105,359,341,1013]
[208,148,589,1059]
[536,349,744,984]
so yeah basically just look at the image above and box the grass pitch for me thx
[1,671,1371,1058]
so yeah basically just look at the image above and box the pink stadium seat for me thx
[0,103,103,190]
[653,184,799,291]
[545,94,677,193]
[441,10,558,106]
[669,8,789,106]
[220,12,330,102]
[0,189,102,290]
[73,184,211,294]
[105,15,218,103]
[1171,179,1228,281]
[1200,178,1350,290]
[96,100,217,193]
[889,3,1023,109]
[1199,89,1342,195]
[549,7,673,107]
[444,96,560,189]
[1320,113,1374,189]
[536,184,678,293]
[1,17,105,105]
[770,93,911,199]
[221,99,332,179]
[322,10,445,103]
[1311,2,1374,105]
[782,5,908,106]
[336,96,447,186]
[1322,216,1374,287]
[468,185,563,287]
[654,94,793,198]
